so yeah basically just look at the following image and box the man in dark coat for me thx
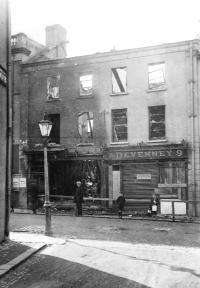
[74,181,84,216]
[116,192,126,219]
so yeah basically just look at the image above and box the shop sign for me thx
[109,148,186,161]
[137,174,151,180]
[0,66,7,86]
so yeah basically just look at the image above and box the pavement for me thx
[0,232,65,279]
[11,208,200,223]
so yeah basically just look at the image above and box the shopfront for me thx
[25,147,105,210]
[106,144,188,211]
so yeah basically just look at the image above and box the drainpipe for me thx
[189,42,196,216]
[5,0,12,238]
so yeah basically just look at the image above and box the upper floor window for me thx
[148,63,165,90]
[80,74,93,96]
[149,105,165,140]
[47,75,60,100]
[78,112,93,142]
[112,109,128,142]
[112,67,127,94]
[11,37,17,46]
[47,114,60,144]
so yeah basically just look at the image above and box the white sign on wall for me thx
[137,174,151,180]
[19,178,27,188]
[13,177,20,189]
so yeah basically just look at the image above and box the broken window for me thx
[47,75,60,100]
[112,67,127,94]
[80,74,93,96]
[149,105,165,140]
[148,63,165,90]
[112,109,127,142]
[78,112,94,142]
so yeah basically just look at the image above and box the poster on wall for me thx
[13,177,20,189]
[19,178,27,188]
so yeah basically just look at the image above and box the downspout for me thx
[189,42,196,216]
[5,0,12,238]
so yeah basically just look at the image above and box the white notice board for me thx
[160,200,186,215]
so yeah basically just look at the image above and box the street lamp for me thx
[38,117,53,236]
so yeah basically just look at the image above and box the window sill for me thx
[77,143,94,147]
[46,98,60,102]
[78,94,93,99]
[148,139,167,143]
[146,87,167,93]
[110,92,128,96]
[110,142,129,146]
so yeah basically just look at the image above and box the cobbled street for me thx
[0,214,199,288]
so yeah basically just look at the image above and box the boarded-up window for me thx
[112,109,127,142]
[149,106,165,140]
[148,63,165,90]
[112,67,127,94]
[47,75,60,99]
[78,112,93,142]
[80,74,93,96]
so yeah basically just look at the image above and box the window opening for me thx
[80,74,93,96]
[148,63,165,90]
[112,109,127,142]
[112,67,127,94]
[149,105,165,140]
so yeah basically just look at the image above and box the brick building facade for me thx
[12,25,200,216]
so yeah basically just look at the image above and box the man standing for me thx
[116,192,126,219]
[74,181,84,216]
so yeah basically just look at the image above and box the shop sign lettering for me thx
[109,149,186,160]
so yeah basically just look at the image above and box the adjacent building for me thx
[0,0,11,241]
[12,25,200,216]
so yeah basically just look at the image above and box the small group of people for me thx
[74,179,160,218]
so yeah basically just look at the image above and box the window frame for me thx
[47,75,60,100]
[111,67,127,95]
[148,62,166,91]
[79,73,93,97]
[78,111,94,143]
[149,105,165,141]
[111,108,128,143]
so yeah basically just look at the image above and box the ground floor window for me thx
[159,161,187,200]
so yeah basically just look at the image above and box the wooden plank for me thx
[158,183,187,188]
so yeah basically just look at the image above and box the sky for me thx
[10,0,200,57]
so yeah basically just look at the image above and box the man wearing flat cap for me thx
[74,180,84,216]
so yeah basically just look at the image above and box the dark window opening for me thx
[47,114,60,144]
[112,109,127,142]
[78,112,93,143]
[149,105,165,140]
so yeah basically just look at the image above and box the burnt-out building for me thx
[12,25,200,216]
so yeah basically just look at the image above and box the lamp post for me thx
[38,117,53,236]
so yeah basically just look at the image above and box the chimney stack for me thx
[45,24,67,58]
